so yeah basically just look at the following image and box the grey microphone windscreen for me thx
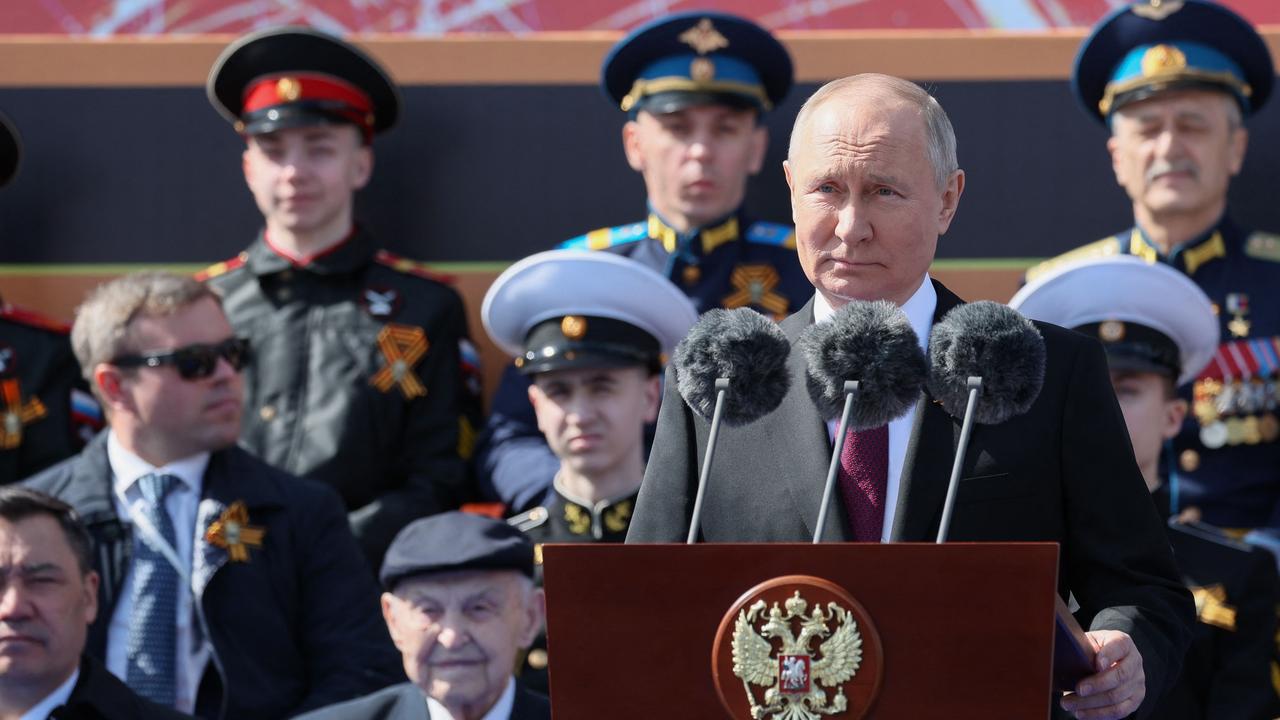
[799,300,927,429]
[673,308,791,426]
[927,301,1046,424]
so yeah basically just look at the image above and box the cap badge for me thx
[1099,320,1126,343]
[371,324,430,399]
[1141,45,1187,78]
[561,315,588,341]
[275,76,303,103]
[679,18,730,56]
[691,57,716,83]
[204,501,265,563]
[1132,0,1184,22]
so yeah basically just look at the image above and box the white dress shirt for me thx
[425,677,515,720]
[105,431,211,713]
[813,276,937,542]
[18,667,78,720]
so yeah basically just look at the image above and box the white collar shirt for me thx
[105,431,211,713]
[425,677,515,720]
[812,275,937,542]
[18,667,78,720]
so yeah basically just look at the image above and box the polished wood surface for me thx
[542,542,1060,719]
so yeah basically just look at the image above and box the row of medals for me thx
[1193,377,1280,448]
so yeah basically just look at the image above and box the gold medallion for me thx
[1193,399,1218,425]
[275,76,302,102]
[691,57,716,83]
[1140,44,1188,77]
[1098,320,1125,343]
[560,315,588,340]
[1242,415,1262,445]
[1179,449,1200,473]
[1228,316,1251,339]
[1224,417,1245,446]
[1200,421,1229,449]
[1261,413,1280,443]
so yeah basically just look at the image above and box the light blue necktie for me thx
[125,472,180,707]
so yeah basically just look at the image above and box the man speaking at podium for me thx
[628,74,1192,720]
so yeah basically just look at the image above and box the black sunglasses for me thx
[111,337,251,380]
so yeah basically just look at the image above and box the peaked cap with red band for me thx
[207,26,400,138]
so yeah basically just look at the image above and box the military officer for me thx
[200,28,482,567]
[0,112,101,483]
[1024,0,1280,542]
[476,11,808,513]
[481,249,697,690]
[1012,255,1280,720]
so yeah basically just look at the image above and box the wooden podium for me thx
[542,542,1084,719]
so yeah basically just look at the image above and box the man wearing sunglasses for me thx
[25,272,402,718]
[199,28,482,568]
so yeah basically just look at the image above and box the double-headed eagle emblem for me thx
[732,590,862,719]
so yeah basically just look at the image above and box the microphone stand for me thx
[936,376,983,543]
[687,378,730,544]
[813,380,859,543]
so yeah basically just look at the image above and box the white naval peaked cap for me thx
[482,249,699,365]
[1009,255,1218,386]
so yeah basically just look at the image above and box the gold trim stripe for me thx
[16,30,1280,86]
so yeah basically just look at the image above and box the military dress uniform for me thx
[1012,254,1280,719]
[0,113,100,484]
[475,11,806,513]
[203,28,482,566]
[483,250,698,694]
[1029,0,1280,533]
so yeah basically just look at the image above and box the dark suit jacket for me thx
[295,681,551,720]
[50,655,191,720]
[628,281,1194,718]
[26,434,403,720]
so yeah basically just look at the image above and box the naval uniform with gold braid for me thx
[508,486,638,694]
[200,229,483,568]
[476,208,809,513]
[1027,217,1280,533]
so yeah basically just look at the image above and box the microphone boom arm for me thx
[936,376,983,543]
[687,377,730,544]
[813,380,859,543]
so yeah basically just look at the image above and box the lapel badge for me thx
[204,501,265,563]
[0,377,46,450]
[723,265,788,319]
[713,576,882,720]
[371,324,429,399]
[362,287,401,319]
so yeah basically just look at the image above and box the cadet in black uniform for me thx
[1025,0,1280,546]
[482,249,697,689]
[0,112,101,483]
[1013,255,1280,719]
[477,11,808,513]
[200,28,482,567]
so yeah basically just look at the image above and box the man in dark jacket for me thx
[26,272,401,719]
[200,28,482,568]
[0,485,188,719]
[298,512,549,720]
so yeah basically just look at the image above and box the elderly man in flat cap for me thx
[299,512,550,720]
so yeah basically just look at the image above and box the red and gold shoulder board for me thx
[374,250,456,285]
[0,305,69,334]
[195,252,249,281]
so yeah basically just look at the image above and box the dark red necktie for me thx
[838,424,889,542]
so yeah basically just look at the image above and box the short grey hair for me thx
[71,271,221,384]
[789,73,959,190]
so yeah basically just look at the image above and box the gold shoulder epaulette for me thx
[508,506,550,532]
[1244,231,1280,263]
[1023,237,1123,283]
[195,252,249,281]
[374,250,457,285]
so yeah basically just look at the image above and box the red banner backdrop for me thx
[6,0,1277,35]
